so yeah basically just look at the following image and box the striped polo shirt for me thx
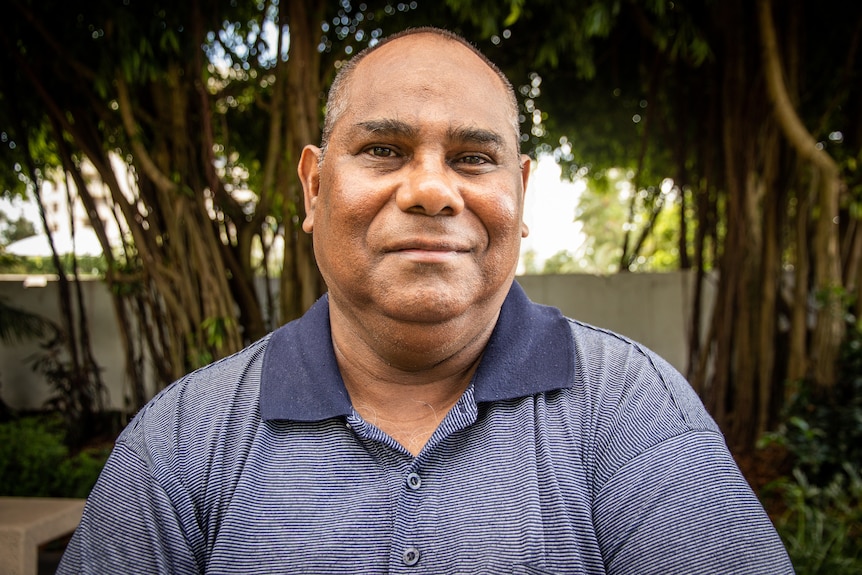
[59,282,794,574]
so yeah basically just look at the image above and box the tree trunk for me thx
[280,0,326,323]
[756,134,780,438]
[786,176,811,385]
[758,0,844,388]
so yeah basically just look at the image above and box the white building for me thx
[5,157,127,257]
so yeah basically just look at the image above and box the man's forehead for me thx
[345,118,506,149]
[323,30,520,151]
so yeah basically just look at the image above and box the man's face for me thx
[300,33,530,326]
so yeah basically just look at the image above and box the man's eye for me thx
[369,146,396,157]
[456,155,486,165]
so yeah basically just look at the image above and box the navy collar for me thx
[260,281,574,421]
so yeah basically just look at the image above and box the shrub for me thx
[0,415,110,497]
[769,465,862,574]
[761,323,862,573]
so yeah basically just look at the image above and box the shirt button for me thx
[406,472,422,490]
[402,546,420,566]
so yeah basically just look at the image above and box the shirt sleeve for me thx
[593,430,795,574]
[56,440,204,575]
[577,329,795,574]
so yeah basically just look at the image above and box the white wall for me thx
[0,276,128,411]
[518,271,715,374]
[0,271,714,412]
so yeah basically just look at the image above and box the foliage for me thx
[769,467,862,574]
[542,250,585,274]
[761,322,862,572]
[0,295,57,419]
[0,253,107,276]
[0,415,110,498]
[0,210,36,244]
[764,325,862,485]
[30,332,106,449]
[0,296,56,345]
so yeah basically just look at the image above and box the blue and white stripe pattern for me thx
[58,282,794,574]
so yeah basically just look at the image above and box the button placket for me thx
[390,465,428,569]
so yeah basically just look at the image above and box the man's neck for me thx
[328,301,498,456]
[340,364,477,456]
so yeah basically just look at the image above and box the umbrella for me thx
[5,228,104,257]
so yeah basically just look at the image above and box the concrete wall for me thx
[0,271,713,412]
[518,271,713,374]
[0,276,127,411]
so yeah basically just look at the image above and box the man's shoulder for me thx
[562,316,717,432]
[117,335,272,455]
[564,316,682,383]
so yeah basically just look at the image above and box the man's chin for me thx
[379,289,477,325]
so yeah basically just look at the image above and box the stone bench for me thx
[0,497,85,575]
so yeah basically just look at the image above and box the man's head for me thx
[320,27,522,159]
[298,28,530,346]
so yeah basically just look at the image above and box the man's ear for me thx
[298,146,322,233]
[519,154,531,238]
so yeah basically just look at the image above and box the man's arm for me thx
[593,430,794,574]
[57,441,203,574]
[571,322,794,573]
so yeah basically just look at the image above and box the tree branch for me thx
[757,0,839,176]
[115,74,180,195]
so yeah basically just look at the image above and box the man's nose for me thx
[395,157,465,216]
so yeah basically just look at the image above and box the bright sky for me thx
[0,195,41,230]
[519,155,586,272]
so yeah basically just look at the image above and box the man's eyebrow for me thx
[353,119,417,138]
[350,120,508,151]
[447,126,506,150]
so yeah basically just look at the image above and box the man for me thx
[58,28,794,574]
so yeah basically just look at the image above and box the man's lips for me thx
[385,237,471,251]
[384,239,471,263]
